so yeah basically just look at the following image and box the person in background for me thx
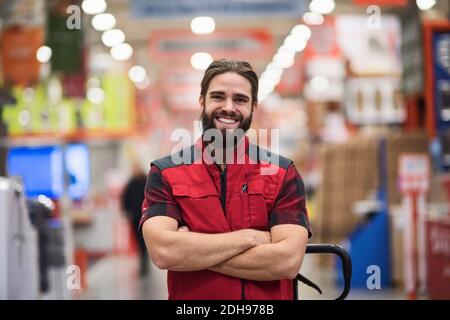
[140,59,312,299]
[121,162,149,277]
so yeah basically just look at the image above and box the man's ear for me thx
[199,95,205,109]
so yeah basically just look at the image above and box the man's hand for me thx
[209,224,309,281]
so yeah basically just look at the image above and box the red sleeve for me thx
[139,165,182,235]
[269,164,312,239]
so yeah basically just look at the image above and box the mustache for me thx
[213,110,242,121]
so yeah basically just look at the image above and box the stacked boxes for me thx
[314,131,429,273]
[315,135,379,246]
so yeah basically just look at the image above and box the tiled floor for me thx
[78,253,410,300]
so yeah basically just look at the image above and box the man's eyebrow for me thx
[209,91,225,96]
[234,93,250,100]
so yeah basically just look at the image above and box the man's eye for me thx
[211,95,222,99]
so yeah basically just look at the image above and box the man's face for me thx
[200,72,255,134]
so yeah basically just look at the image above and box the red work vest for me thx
[153,137,294,300]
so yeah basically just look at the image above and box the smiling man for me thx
[140,59,312,300]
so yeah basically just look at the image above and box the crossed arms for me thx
[142,216,308,281]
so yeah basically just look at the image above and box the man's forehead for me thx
[207,72,252,93]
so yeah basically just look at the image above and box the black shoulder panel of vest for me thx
[248,143,293,170]
[151,145,197,171]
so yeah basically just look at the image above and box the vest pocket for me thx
[171,183,222,232]
[229,180,277,230]
[247,180,269,229]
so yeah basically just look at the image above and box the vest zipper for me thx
[241,280,246,300]
[220,167,227,216]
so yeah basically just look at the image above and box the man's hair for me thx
[200,58,258,107]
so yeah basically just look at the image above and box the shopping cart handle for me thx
[296,244,352,300]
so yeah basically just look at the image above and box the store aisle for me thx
[79,255,167,300]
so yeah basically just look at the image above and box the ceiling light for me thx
[92,13,116,31]
[81,0,106,15]
[128,65,147,83]
[303,11,324,25]
[110,43,133,61]
[284,35,308,52]
[136,76,150,90]
[191,16,215,34]
[191,52,213,70]
[416,0,436,10]
[102,29,125,47]
[309,0,335,15]
[290,24,312,41]
[87,87,105,104]
[273,47,295,69]
[36,45,52,63]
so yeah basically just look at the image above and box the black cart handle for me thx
[298,244,352,300]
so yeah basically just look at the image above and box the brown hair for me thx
[200,58,258,107]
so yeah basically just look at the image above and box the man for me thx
[121,162,149,276]
[140,59,312,300]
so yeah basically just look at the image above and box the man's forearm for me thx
[145,226,268,272]
[165,230,252,271]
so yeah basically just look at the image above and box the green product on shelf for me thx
[102,73,133,130]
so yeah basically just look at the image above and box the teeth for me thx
[217,117,237,124]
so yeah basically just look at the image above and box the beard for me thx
[200,107,253,149]
[200,107,253,163]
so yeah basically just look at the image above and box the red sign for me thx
[398,154,430,194]
[352,0,407,6]
[426,218,450,299]
[149,28,274,61]
[304,16,341,61]
[1,26,43,87]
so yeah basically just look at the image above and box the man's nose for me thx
[223,97,234,112]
